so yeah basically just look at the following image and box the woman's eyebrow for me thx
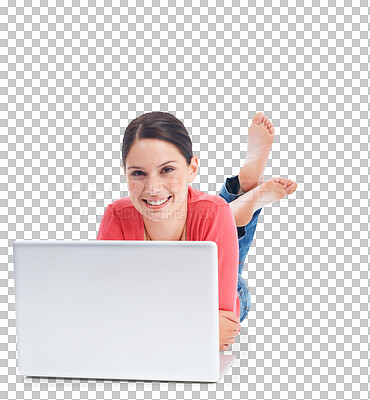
[128,161,178,170]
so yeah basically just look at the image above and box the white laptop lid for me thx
[13,240,236,383]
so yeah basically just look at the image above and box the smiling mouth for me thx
[143,196,172,205]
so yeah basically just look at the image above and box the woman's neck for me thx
[143,209,187,241]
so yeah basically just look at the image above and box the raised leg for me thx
[230,177,298,227]
[219,175,262,323]
[237,112,275,194]
[219,175,262,270]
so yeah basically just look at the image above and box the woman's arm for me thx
[219,310,240,351]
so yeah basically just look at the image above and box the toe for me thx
[252,112,265,125]
[275,177,294,190]
[286,184,298,195]
[285,181,298,194]
[273,177,286,184]
[266,121,275,135]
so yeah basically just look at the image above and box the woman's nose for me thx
[146,176,163,193]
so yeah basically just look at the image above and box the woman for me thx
[97,111,297,351]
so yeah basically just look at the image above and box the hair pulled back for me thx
[122,111,193,169]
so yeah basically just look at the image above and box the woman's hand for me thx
[219,310,240,351]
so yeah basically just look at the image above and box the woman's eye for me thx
[162,167,174,173]
[131,167,174,177]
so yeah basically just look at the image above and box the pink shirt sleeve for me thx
[97,203,124,240]
[202,203,240,319]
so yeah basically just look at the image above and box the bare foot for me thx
[229,177,297,227]
[238,112,275,194]
[252,177,298,212]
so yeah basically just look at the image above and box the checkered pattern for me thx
[2,0,369,398]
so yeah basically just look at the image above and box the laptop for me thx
[13,240,236,383]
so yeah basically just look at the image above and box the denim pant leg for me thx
[219,175,262,322]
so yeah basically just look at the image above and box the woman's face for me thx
[123,139,198,222]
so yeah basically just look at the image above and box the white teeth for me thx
[146,196,170,206]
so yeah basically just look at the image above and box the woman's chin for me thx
[138,203,171,217]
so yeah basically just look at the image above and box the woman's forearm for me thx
[219,310,240,351]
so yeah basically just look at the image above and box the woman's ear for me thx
[188,155,198,183]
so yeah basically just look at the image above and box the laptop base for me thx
[218,354,236,382]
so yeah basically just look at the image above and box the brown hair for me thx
[121,111,193,169]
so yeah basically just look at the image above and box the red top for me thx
[96,184,240,319]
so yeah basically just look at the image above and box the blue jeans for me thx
[218,175,262,322]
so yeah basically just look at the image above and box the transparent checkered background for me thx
[1,0,369,398]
